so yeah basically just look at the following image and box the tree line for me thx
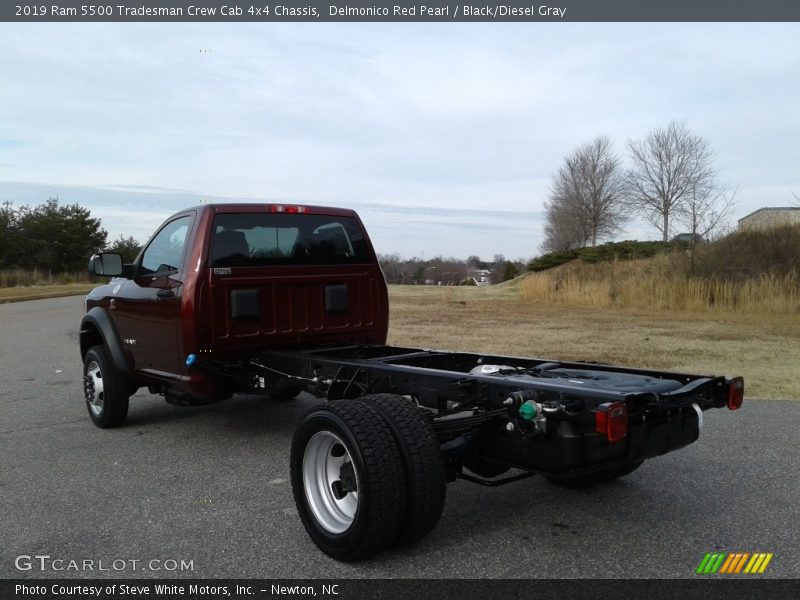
[1,198,520,284]
[1,198,107,272]
[0,198,142,273]
[542,120,736,253]
[378,254,524,285]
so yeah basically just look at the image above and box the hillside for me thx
[521,227,800,315]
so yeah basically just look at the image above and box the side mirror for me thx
[89,253,124,277]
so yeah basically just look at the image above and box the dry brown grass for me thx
[0,268,91,288]
[0,268,95,302]
[0,283,94,302]
[386,284,800,400]
[520,257,800,315]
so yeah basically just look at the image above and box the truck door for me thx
[112,213,194,378]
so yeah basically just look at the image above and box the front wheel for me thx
[290,400,407,561]
[83,345,131,428]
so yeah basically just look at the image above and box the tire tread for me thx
[361,394,446,546]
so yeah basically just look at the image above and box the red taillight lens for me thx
[727,377,744,410]
[269,204,306,214]
[595,401,628,443]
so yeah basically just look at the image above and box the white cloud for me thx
[0,22,798,258]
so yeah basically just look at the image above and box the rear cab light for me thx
[727,376,744,410]
[269,204,306,214]
[595,401,628,443]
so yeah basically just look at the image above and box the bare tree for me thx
[678,183,737,273]
[679,184,737,242]
[541,137,627,252]
[466,255,482,268]
[540,198,589,253]
[578,137,628,246]
[626,121,715,242]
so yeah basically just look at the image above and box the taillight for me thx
[727,377,744,410]
[595,401,628,443]
[269,204,306,214]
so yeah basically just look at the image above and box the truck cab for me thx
[80,203,388,415]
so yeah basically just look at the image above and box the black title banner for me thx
[4,0,800,22]
[4,579,800,600]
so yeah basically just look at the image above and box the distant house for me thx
[467,269,492,286]
[738,207,800,231]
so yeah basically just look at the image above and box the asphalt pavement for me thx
[1,296,798,579]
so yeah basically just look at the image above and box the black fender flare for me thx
[80,307,133,380]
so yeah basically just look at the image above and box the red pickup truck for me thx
[80,203,743,561]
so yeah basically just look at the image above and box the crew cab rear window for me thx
[209,213,370,267]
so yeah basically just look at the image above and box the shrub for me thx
[693,225,800,281]
[527,240,673,271]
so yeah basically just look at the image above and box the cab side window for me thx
[139,216,192,276]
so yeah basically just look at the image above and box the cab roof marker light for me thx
[269,205,306,214]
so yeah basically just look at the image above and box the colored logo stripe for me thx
[696,553,725,574]
[744,553,773,574]
[697,552,773,574]
[719,553,748,573]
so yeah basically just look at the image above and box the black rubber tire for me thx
[361,394,446,547]
[545,461,644,489]
[83,345,130,428]
[290,400,407,561]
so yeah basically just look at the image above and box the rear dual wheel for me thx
[290,396,446,561]
[360,394,446,546]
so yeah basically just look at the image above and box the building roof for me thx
[737,206,800,223]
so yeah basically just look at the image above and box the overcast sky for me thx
[1,23,798,260]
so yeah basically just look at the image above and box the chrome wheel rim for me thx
[302,431,359,534]
[85,360,105,416]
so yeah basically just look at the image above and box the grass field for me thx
[521,256,800,315]
[386,283,800,400]
[0,283,94,302]
[4,279,797,399]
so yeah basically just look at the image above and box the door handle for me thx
[157,289,175,299]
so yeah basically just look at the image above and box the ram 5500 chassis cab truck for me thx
[80,203,744,561]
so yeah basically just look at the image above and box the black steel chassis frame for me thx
[178,344,734,485]
[251,344,730,414]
